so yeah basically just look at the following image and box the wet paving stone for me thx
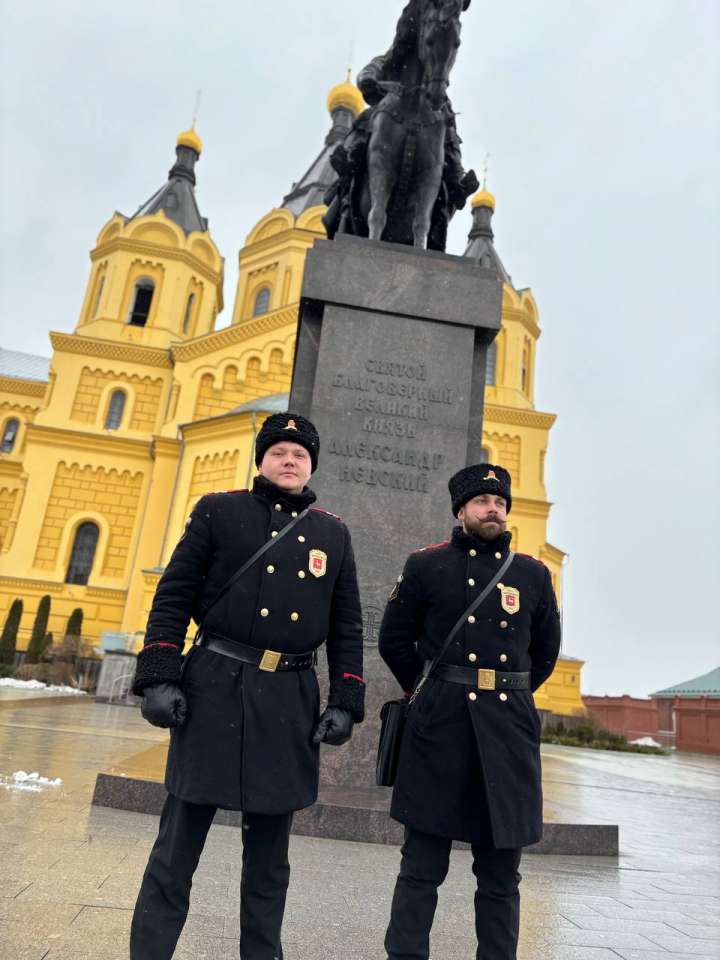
[0,698,718,959]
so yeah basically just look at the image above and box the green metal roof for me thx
[651,666,720,699]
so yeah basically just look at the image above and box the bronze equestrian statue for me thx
[323,0,478,252]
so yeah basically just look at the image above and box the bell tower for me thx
[76,127,224,350]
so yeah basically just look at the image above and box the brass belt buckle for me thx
[478,669,496,691]
[259,650,282,672]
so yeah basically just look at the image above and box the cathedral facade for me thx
[0,75,584,715]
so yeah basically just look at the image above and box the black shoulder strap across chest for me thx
[199,507,310,626]
[409,551,515,705]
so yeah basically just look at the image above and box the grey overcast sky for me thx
[1,1,718,697]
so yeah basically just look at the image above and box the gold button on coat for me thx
[298,571,306,579]
[500,620,508,629]
[290,612,300,622]
[266,565,275,574]
[500,654,508,663]
[271,531,278,538]
[274,504,282,512]
[469,549,477,557]
[499,692,508,702]
[468,653,477,663]
[468,615,476,624]
[469,692,477,701]
[468,578,475,586]
[495,552,502,560]
[260,608,269,617]
[291,511,298,518]
[298,535,305,543]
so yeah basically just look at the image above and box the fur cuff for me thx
[132,643,183,695]
[328,676,366,723]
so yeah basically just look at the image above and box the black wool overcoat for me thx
[379,527,561,849]
[133,476,365,814]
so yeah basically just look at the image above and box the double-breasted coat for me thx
[133,476,365,815]
[379,527,561,849]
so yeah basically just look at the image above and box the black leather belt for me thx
[430,662,531,691]
[196,633,317,672]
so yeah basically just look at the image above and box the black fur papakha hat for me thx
[448,463,512,516]
[254,412,320,472]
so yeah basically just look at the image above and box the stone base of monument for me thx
[91,742,618,856]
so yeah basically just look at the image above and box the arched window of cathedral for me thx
[182,293,195,334]
[1,419,19,454]
[521,338,530,393]
[253,287,271,317]
[104,390,126,430]
[128,278,155,327]
[485,341,497,386]
[92,275,105,318]
[65,522,99,585]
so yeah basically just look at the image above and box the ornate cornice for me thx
[240,227,322,260]
[50,332,173,369]
[0,574,126,601]
[484,404,556,430]
[92,237,222,288]
[0,377,47,398]
[502,305,541,340]
[181,409,256,440]
[25,424,153,463]
[171,306,298,363]
[511,496,552,519]
[0,460,24,482]
[542,541,566,563]
[152,436,182,459]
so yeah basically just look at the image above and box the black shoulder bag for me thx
[195,508,311,638]
[376,551,515,787]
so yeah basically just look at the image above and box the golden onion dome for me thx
[471,188,496,211]
[176,126,203,155]
[327,70,365,118]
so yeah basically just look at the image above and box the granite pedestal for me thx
[290,234,502,789]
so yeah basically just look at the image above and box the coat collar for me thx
[451,525,512,555]
[252,475,317,512]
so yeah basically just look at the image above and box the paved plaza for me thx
[0,695,718,960]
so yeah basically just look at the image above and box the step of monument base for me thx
[92,773,618,856]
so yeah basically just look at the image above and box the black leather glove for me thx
[313,707,354,746]
[141,683,188,728]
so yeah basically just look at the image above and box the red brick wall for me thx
[583,695,660,741]
[583,694,720,754]
[675,698,720,755]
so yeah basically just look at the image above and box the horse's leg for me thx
[412,131,445,248]
[367,115,403,242]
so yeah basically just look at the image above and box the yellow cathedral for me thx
[0,75,584,715]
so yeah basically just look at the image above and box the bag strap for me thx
[409,550,515,705]
[198,507,311,627]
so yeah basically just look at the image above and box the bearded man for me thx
[378,462,561,960]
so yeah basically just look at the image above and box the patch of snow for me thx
[0,770,63,793]
[629,736,663,748]
[0,678,86,694]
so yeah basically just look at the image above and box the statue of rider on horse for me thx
[323,0,478,252]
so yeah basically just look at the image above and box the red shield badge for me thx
[309,549,327,578]
[497,583,520,615]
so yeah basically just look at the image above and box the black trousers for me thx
[385,828,522,960]
[130,794,293,960]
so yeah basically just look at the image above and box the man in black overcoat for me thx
[379,463,561,960]
[129,413,365,960]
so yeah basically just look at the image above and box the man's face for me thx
[260,442,312,494]
[458,493,508,541]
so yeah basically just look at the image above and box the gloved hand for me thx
[313,707,354,746]
[141,683,188,728]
